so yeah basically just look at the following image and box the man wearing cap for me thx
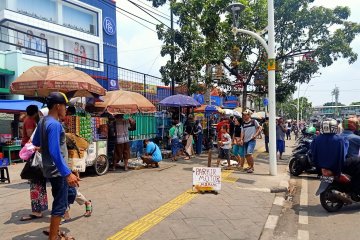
[240,109,262,173]
[32,92,79,240]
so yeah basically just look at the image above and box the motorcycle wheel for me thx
[289,158,303,176]
[94,154,109,176]
[320,187,344,212]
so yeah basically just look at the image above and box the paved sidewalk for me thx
[0,139,294,240]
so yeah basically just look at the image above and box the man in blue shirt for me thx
[339,117,360,158]
[141,139,162,168]
[33,92,79,240]
[311,118,348,176]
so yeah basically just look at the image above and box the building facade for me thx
[0,0,118,98]
[312,105,360,119]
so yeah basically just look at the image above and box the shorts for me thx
[114,142,130,161]
[49,177,68,217]
[276,140,285,153]
[233,145,245,157]
[218,148,230,160]
[244,140,256,155]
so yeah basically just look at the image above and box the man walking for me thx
[241,109,262,173]
[32,92,79,240]
[276,118,287,160]
[263,117,269,153]
[113,114,135,171]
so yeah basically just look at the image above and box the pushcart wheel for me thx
[94,154,109,176]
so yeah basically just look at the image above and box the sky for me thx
[116,0,360,107]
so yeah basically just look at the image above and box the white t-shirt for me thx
[116,119,130,144]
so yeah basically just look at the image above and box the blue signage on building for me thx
[103,17,116,35]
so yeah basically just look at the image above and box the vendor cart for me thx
[85,140,109,175]
[64,110,111,176]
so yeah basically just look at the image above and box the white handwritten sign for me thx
[193,167,221,192]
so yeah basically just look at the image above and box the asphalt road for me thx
[273,173,360,240]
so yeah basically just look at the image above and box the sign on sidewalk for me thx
[193,167,221,192]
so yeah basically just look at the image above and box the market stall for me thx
[0,100,43,164]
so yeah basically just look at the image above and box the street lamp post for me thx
[227,0,277,176]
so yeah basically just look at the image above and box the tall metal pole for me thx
[267,0,277,176]
[170,3,175,95]
[297,82,300,128]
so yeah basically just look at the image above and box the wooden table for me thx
[1,145,22,164]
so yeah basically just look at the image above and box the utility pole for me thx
[170,1,175,95]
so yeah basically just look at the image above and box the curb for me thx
[259,172,290,240]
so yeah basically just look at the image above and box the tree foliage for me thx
[149,0,360,106]
[350,102,360,106]
[281,97,312,120]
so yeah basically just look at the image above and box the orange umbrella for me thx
[96,90,156,114]
[10,66,106,97]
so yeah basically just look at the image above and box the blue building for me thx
[0,0,118,97]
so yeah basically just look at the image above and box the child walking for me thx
[217,125,232,169]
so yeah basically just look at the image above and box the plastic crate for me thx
[0,158,9,167]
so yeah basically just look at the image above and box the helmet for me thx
[306,126,316,135]
[342,117,359,132]
[320,118,338,134]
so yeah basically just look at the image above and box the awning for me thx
[0,68,15,75]
[0,100,43,113]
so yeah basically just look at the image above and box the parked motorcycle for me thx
[316,172,360,212]
[289,137,318,176]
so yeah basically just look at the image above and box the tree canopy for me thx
[149,0,360,106]
[280,97,312,120]
[350,101,360,106]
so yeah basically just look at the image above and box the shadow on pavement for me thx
[4,209,51,225]
[2,182,29,190]
[11,227,70,240]
[293,203,360,217]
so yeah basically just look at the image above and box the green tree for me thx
[281,97,312,120]
[350,102,360,105]
[149,0,360,107]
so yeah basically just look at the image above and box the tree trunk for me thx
[242,83,247,109]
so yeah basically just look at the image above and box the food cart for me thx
[63,107,110,176]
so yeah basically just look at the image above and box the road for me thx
[274,172,360,240]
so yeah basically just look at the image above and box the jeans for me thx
[49,177,68,217]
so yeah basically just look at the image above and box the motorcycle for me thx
[316,171,360,212]
[289,138,318,176]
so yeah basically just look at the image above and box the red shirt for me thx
[21,117,37,146]
[216,120,230,140]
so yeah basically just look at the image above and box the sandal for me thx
[20,214,43,221]
[84,201,92,217]
[57,231,75,240]
[60,217,72,225]
[247,168,254,173]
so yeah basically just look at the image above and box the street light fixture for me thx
[226,1,277,176]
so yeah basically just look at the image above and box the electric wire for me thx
[128,0,171,28]
[98,0,158,27]
[118,11,157,33]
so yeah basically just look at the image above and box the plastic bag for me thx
[31,151,43,168]
[19,143,35,161]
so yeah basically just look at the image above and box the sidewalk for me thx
[0,138,294,240]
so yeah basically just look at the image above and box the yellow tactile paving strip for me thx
[107,147,265,240]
